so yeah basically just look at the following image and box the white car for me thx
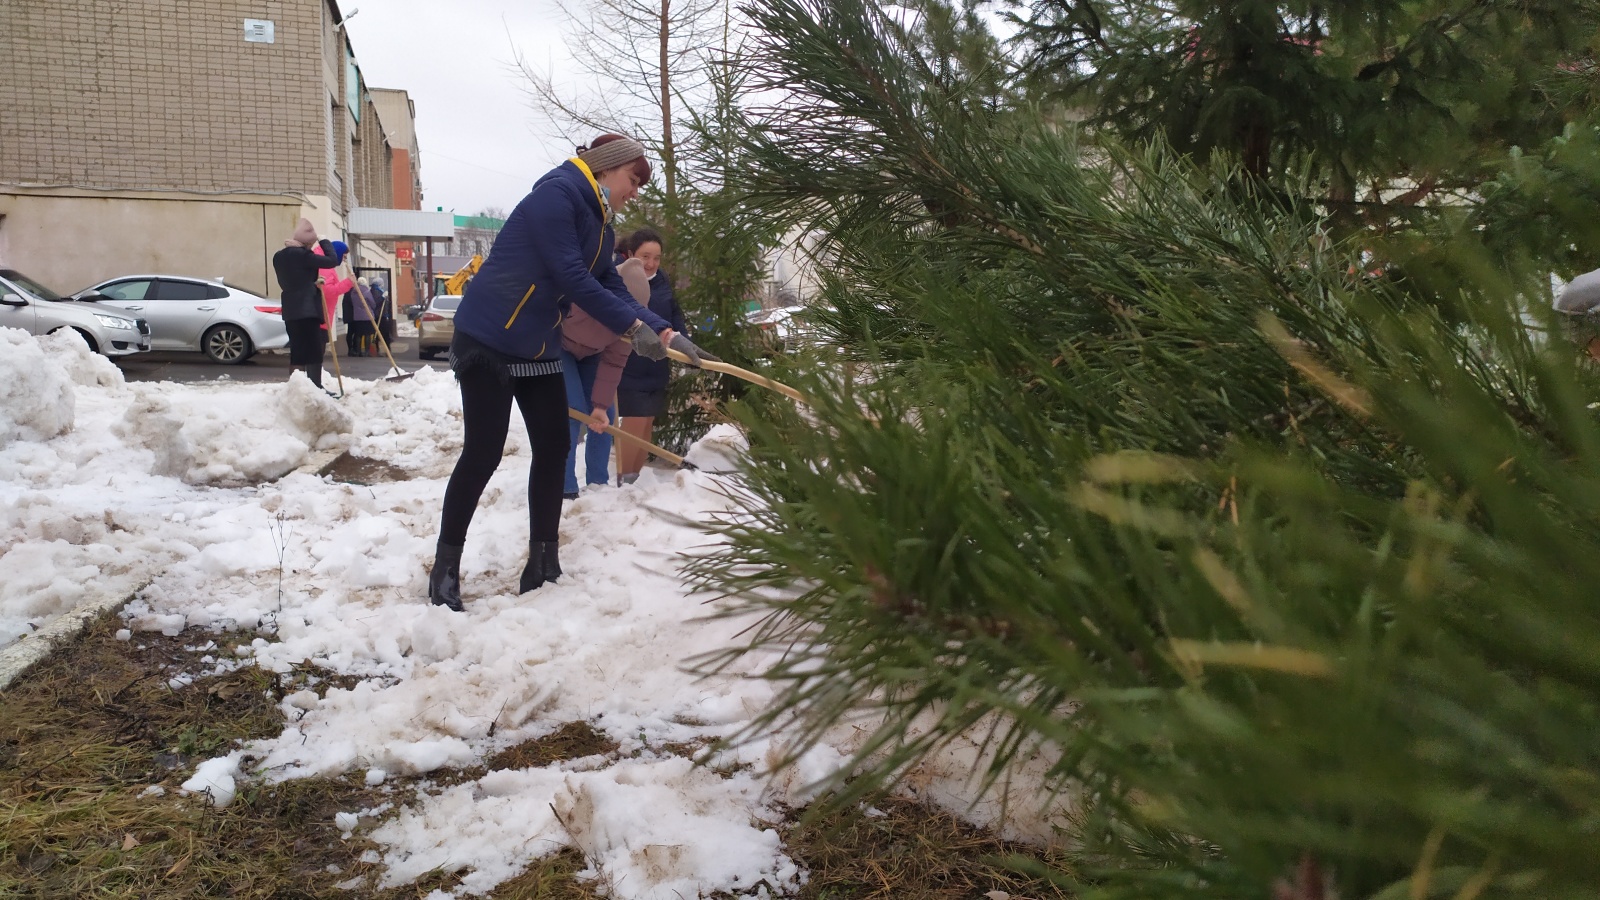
[75,275,290,364]
[0,268,150,357]
[417,294,461,360]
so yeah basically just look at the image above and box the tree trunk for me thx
[660,0,676,206]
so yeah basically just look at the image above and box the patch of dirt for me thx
[487,721,619,772]
[783,795,1076,900]
[485,847,601,899]
[0,612,413,898]
[0,612,1079,899]
[317,452,412,485]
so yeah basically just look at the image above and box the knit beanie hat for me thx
[357,276,370,287]
[578,135,649,181]
[288,217,317,248]
[616,257,650,304]
[330,240,349,263]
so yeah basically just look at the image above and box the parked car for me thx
[416,294,461,360]
[72,275,289,364]
[0,268,150,357]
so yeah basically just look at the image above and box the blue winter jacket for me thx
[453,160,669,361]
[618,271,688,392]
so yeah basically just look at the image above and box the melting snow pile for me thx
[0,325,1072,898]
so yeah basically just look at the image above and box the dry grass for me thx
[782,795,1076,900]
[485,848,603,899]
[0,612,409,898]
[1,611,1076,898]
[487,721,619,772]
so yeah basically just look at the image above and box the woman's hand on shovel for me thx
[629,322,670,361]
[667,332,720,366]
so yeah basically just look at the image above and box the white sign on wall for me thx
[244,19,275,43]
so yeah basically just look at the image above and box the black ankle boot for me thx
[518,541,544,593]
[539,540,562,583]
[428,542,464,611]
[304,364,323,388]
[519,540,561,593]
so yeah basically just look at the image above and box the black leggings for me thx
[438,367,570,546]
[285,318,327,365]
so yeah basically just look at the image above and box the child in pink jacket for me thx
[313,240,354,335]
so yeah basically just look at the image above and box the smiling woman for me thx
[427,135,719,612]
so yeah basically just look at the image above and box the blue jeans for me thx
[561,348,614,492]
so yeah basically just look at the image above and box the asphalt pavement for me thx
[116,332,452,385]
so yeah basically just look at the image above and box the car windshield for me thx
[431,296,462,311]
[0,269,65,300]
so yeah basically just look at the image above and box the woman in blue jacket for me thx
[614,228,687,483]
[428,135,715,611]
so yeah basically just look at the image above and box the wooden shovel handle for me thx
[662,348,810,404]
[567,407,688,468]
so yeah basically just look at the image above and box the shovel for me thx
[568,407,697,470]
[317,282,346,398]
[612,262,808,404]
[352,286,413,381]
[664,348,810,404]
[619,332,809,404]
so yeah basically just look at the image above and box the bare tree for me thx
[514,0,732,204]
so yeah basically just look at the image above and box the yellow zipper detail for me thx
[569,157,610,269]
[569,157,606,217]
[505,282,536,329]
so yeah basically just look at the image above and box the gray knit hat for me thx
[577,136,648,176]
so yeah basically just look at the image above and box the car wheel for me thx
[203,324,253,364]
[418,347,434,360]
[48,327,99,353]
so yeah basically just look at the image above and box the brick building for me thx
[0,0,418,298]
[370,88,425,309]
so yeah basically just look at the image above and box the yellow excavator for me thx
[432,254,481,298]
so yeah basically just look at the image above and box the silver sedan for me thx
[75,275,291,364]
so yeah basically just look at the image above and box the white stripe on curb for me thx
[0,587,145,691]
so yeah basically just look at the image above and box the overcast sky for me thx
[340,0,585,217]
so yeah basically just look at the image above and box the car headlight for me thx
[94,314,135,330]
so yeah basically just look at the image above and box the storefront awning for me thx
[346,208,456,240]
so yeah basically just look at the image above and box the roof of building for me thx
[453,214,506,231]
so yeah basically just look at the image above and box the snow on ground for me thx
[0,327,1069,898]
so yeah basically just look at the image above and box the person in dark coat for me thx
[372,278,395,346]
[271,218,344,388]
[346,277,378,356]
[428,134,717,612]
[615,228,689,484]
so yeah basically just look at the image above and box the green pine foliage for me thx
[683,0,1600,896]
[1001,0,1600,222]
[653,183,782,452]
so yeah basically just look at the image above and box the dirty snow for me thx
[0,326,1070,897]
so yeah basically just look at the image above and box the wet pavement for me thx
[115,334,451,385]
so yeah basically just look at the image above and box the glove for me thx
[629,323,669,361]
[668,332,721,367]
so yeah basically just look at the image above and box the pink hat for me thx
[287,217,318,248]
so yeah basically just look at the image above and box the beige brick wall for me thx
[0,189,302,297]
[354,93,392,214]
[0,0,327,196]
